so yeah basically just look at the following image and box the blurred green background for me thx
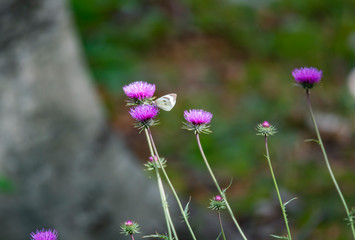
[70,0,355,239]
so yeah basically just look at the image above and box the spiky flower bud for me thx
[256,121,277,136]
[144,156,167,171]
[120,220,140,236]
[209,195,226,211]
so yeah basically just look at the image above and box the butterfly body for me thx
[153,93,177,111]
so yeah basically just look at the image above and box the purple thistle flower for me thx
[292,67,322,89]
[30,229,57,240]
[183,109,213,134]
[123,81,156,100]
[184,109,213,125]
[129,104,159,131]
[129,105,159,122]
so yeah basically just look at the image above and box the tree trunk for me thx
[0,1,168,239]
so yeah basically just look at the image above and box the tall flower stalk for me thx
[123,81,179,239]
[257,121,292,240]
[209,195,227,240]
[293,67,355,238]
[144,128,178,240]
[147,128,198,240]
[183,109,248,240]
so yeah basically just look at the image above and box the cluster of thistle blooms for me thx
[120,67,343,240]
[26,67,330,240]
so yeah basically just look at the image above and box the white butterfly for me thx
[153,93,177,111]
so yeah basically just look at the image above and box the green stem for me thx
[265,135,292,240]
[218,211,227,240]
[144,129,177,240]
[196,133,248,240]
[147,128,198,240]
[306,89,355,239]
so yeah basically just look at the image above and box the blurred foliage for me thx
[0,175,15,193]
[70,0,355,239]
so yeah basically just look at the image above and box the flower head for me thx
[182,109,213,134]
[184,109,213,125]
[129,104,159,131]
[209,195,226,211]
[120,220,140,236]
[292,67,322,89]
[123,81,156,105]
[30,229,57,240]
[256,121,277,137]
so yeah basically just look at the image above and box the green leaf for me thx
[270,234,289,239]
[304,139,320,144]
[284,197,298,207]
[222,178,234,194]
[181,196,191,222]
[143,233,171,240]
[216,232,222,240]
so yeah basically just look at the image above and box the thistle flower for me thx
[144,156,167,171]
[123,81,156,105]
[120,220,140,236]
[292,67,322,89]
[129,104,159,131]
[256,121,277,136]
[182,109,213,134]
[30,229,58,240]
[209,195,226,211]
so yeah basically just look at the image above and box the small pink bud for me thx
[262,121,270,128]
[215,195,223,201]
[148,156,158,162]
[125,220,133,226]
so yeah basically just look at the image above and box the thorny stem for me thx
[265,135,292,240]
[196,133,248,240]
[306,89,355,239]
[145,129,178,240]
[147,128,198,240]
[218,211,227,240]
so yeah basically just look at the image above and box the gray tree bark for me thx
[0,1,168,239]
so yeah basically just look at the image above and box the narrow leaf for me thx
[284,197,298,207]
[304,139,320,144]
[222,178,234,194]
[181,196,192,222]
[270,234,289,239]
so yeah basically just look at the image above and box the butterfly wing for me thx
[154,93,177,111]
